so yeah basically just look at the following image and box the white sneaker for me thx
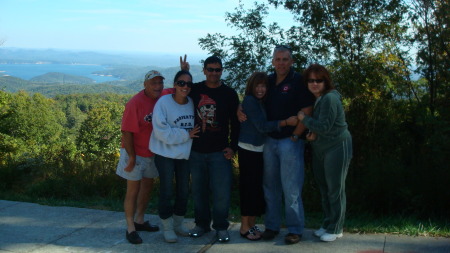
[313,228,327,237]
[320,232,343,242]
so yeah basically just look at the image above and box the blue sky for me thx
[0,0,293,57]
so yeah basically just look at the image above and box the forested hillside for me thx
[30,72,95,84]
[0,91,130,199]
[0,76,136,96]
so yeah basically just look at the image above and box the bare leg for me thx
[240,216,259,239]
[125,180,141,233]
[240,216,250,233]
[135,177,154,224]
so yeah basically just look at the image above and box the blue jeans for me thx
[263,137,305,235]
[189,150,232,230]
[155,155,190,219]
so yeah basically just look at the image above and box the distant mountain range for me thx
[0,48,211,97]
[0,47,206,67]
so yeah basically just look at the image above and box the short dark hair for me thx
[173,70,192,83]
[203,56,222,68]
[245,72,269,97]
[273,45,293,60]
[303,64,334,94]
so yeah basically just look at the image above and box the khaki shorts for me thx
[116,148,158,181]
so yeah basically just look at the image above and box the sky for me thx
[0,0,294,58]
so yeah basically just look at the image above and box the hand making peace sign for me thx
[180,54,190,71]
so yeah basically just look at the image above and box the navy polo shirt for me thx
[265,68,314,139]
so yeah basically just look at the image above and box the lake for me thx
[0,63,119,82]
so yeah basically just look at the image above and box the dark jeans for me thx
[155,154,190,219]
[189,150,232,231]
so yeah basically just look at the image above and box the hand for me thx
[180,54,190,71]
[124,156,136,172]
[297,111,306,121]
[286,116,298,126]
[306,132,317,141]
[189,125,200,138]
[223,147,234,160]
[237,104,247,122]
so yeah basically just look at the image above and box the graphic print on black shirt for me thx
[196,94,219,132]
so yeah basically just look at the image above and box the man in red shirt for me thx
[116,70,164,244]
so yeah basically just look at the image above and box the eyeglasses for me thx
[206,67,223,73]
[307,79,324,84]
[176,80,193,88]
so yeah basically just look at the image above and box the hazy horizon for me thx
[1,0,293,54]
[0,47,208,68]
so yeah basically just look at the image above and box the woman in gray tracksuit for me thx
[297,64,352,242]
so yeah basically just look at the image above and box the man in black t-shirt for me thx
[180,55,240,243]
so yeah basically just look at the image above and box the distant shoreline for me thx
[0,63,118,82]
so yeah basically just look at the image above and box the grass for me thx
[1,190,449,238]
[343,214,450,237]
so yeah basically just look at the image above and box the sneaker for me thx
[134,221,159,232]
[320,232,343,242]
[126,230,142,244]
[217,230,230,243]
[261,229,279,240]
[314,227,327,237]
[189,226,211,238]
[284,233,302,244]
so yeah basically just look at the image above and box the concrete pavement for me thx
[0,200,449,253]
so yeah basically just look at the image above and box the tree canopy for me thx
[198,0,449,217]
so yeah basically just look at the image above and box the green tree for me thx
[408,0,450,215]
[198,2,288,93]
[411,0,450,114]
[0,91,68,188]
[76,101,123,174]
[0,91,66,156]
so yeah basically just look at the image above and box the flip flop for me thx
[251,225,262,235]
[240,228,261,241]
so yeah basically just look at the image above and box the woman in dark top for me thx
[238,72,297,240]
[298,64,352,242]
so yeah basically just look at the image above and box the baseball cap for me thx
[145,70,165,81]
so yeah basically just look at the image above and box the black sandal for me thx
[240,228,261,241]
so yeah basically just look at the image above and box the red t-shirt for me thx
[121,90,158,157]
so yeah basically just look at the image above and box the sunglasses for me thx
[275,44,292,52]
[275,44,291,49]
[206,67,223,73]
[176,80,193,88]
[307,79,324,84]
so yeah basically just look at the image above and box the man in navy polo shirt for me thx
[260,45,314,245]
